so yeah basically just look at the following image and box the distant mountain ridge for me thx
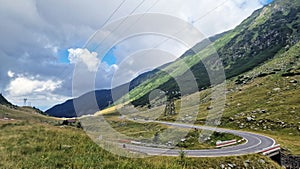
[46,0,300,117]
[45,33,228,118]
[45,71,160,117]
[0,94,13,106]
[45,31,229,118]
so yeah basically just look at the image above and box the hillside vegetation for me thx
[126,41,300,155]
[125,0,300,106]
[5,0,300,168]
[0,103,281,168]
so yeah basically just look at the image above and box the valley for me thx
[1,0,300,168]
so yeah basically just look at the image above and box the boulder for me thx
[246,117,253,122]
[258,159,265,164]
[243,160,250,168]
[273,88,281,92]
[228,163,235,168]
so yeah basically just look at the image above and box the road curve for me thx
[124,120,276,157]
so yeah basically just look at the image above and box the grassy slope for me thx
[0,105,281,168]
[125,41,300,155]
[221,74,300,154]
[99,115,243,150]
[0,105,60,123]
[219,42,300,155]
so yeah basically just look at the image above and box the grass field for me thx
[0,115,281,169]
[0,70,292,169]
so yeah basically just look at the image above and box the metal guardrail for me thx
[216,139,237,148]
[260,144,281,156]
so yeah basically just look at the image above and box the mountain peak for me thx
[0,94,13,106]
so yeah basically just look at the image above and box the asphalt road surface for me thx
[123,120,276,157]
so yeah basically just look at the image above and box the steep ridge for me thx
[0,93,12,106]
[129,0,300,106]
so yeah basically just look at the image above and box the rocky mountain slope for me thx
[128,0,300,106]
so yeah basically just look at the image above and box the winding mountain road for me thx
[124,120,276,157]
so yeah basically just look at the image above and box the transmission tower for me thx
[164,99,176,116]
[23,98,27,106]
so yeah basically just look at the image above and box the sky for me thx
[0,0,273,110]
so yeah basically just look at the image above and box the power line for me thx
[121,0,160,34]
[58,0,128,82]
[84,0,127,47]
[60,0,145,84]
[102,0,128,27]
[194,0,228,23]
[100,0,160,49]
[91,0,147,51]
[63,0,158,95]
[153,0,229,48]
[58,0,228,91]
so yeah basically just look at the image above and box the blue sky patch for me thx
[102,47,117,65]
[259,0,273,5]
[58,46,117,66]
[58,49,70,64]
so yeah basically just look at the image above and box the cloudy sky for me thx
[0,0,272,110]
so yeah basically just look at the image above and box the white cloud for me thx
[6,75,62,97]
[4,72,69,110]
[0,0,269,109]
[5,92,69,111]
[7,70,15,78]
[68,48,99,72]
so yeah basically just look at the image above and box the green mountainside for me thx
[46,0,300,117]
[126,41,300,155]
[126,0,300,106]
[2,0,300,168]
